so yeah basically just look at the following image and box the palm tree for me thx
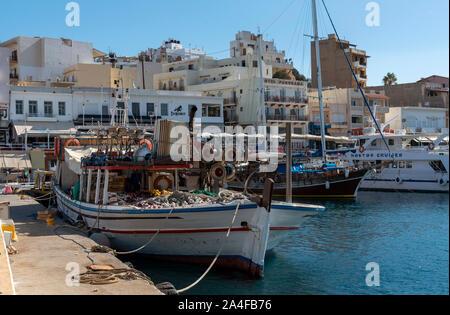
[383,72,398,86]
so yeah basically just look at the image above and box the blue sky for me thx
[0,0,448,86]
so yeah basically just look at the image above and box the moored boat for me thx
[268,201,325,250]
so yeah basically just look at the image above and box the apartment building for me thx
[308,88,389,136]
[8,86,223,147]
[230,31,294,79]
[148,32,309,134]
[368,75,449,127]
[0,36,96,87]
[311,34,369,89]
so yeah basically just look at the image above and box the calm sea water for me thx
[127,192,449,295]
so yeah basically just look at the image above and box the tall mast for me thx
[312,0,327,163]
[257,33,267,127]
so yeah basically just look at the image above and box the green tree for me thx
[273,70,291,80]
[292,68,307,81]
[383,72,398,86]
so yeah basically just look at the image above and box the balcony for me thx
[353,61,366,68]
[266,113,308,122]
[264,95,308,105]
[26,113,58,122]
[223,97,239,106]
[345,48,366,56]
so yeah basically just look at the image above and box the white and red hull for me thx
[54,185,270,278]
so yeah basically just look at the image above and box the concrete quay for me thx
[0,194,163,295]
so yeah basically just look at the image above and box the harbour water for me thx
[128,192,449,295]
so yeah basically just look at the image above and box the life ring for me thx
[210,163,227,182]
[65,138,81,147]
[428,143,435,151]
[395,177,403,184]
[139,139,153,151]
[153,175,172,191]
[359,146,366,153]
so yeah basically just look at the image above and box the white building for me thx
[0,47,10,143]
[230,31,294,76]
[385,107,448,134]
[0,36,95,85]
[9,86,223,148]
[149,34,309,135]
[146,39,206,64]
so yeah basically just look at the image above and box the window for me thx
[147,103,155,116]
[29,101,38,116]
[161,103,168,116]
[16,100,23,115]
[117,102,125,109]
[44,102,53,117]
[399,161,405,168]
[102,105,109,117]
[58,102,66,116]
[388,139,395,146]
[253,60,258,68]
[407,161,413,169]
[132,102,140,117]
[202,104,221,117]
[392,161,398,169]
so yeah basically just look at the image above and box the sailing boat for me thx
[229,0,370,199]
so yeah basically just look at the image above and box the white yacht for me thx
[343,128,449,193]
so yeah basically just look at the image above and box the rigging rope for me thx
[114,208,175,255]
[263,0,298,34]
[320,0,391,154]
[176,201,242,294]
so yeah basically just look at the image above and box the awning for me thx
[0,152,32,170]
[64,147,98,175]
[14,122,77,137]
[279,134,356,143]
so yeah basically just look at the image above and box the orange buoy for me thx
[65,138,81,147]
[139,139,153,151]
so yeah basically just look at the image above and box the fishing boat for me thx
[51,78,277,277]
[53,130,274,278]
[226,0,372,200]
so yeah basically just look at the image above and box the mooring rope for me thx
[114,208,175,255]
[176,201,242,294]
